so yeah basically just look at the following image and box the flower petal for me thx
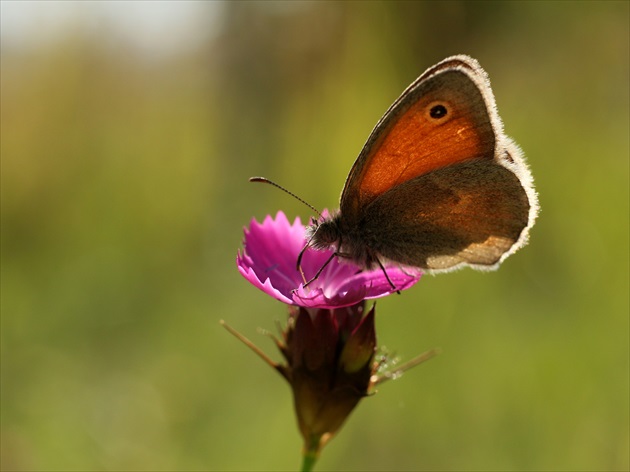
[237,211,422,308]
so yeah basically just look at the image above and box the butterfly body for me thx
[308,55,538,274]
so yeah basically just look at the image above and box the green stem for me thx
[301,435,321,472]
[301,450,318,472]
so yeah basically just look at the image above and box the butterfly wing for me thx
[340,55,498,222]
[359,154,531,270]
[338,55,537,270]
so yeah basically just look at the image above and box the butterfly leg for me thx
[301,252,337,288]
[297,233,318,284]
[375,257,399,293]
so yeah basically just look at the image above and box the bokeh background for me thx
[2,1,628,471]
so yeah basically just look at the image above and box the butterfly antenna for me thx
[249,177,323,219]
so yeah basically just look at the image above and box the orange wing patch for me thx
[353,70,495,208]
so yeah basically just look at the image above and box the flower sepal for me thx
[285,302,376,457]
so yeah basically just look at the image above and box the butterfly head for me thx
[307,213,342,251]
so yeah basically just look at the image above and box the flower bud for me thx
[281,302,377,456]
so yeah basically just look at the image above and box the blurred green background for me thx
[2,1,628,471]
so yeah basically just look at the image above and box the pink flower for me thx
[237,211,421,309]
[230,211,435,464]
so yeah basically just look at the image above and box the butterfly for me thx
[255,55,538,287]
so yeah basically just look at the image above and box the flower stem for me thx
[301,435,321,472]
[301,449,318,472]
